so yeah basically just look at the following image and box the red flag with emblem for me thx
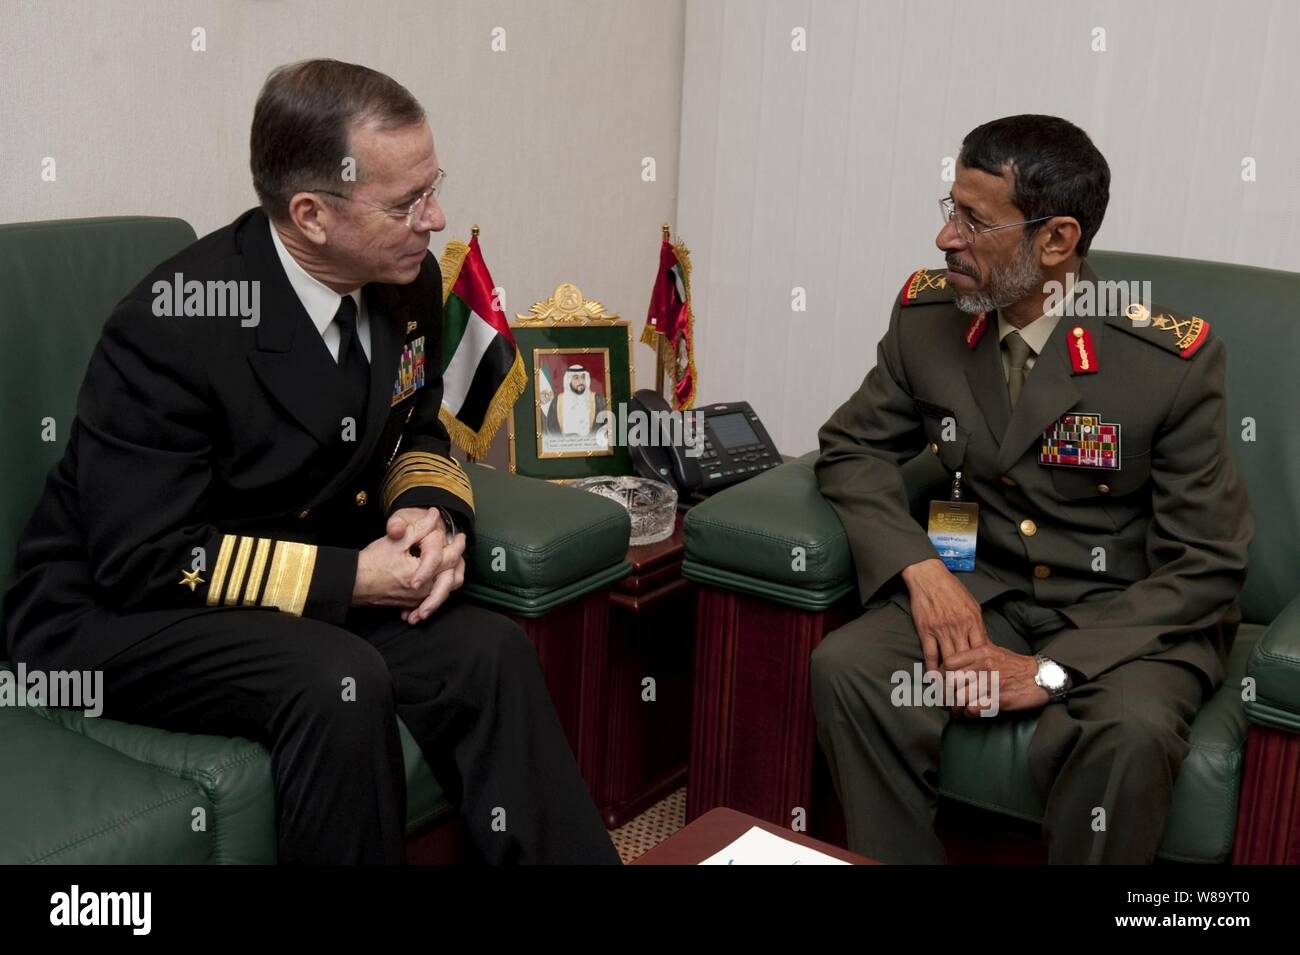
[640,227,697,410]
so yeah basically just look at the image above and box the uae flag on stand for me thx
[437,228,525,458]
[640,225,697,410]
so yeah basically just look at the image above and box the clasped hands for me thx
[901,558,1049,717]
[352,506,467,624]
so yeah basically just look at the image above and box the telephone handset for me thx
[629,389,781,496]
[629,389,703,493]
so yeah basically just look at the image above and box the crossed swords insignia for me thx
[1152,313,1193,338]
[914,269,947,292]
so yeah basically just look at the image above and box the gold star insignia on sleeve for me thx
[178,568,205,592]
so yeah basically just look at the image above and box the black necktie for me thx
[333,295,370,418]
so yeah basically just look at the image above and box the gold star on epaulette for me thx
[178,568,205,592]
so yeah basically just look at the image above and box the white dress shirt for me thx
[268,219,370,363]
[268,221,456,537]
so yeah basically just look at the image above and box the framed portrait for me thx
[508,283,635,480]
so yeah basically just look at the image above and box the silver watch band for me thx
[1034,654,1071,702]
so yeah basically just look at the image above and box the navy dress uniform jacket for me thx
[5,208,476,671]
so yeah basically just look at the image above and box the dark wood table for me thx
[632,807,877,865]
[599,509,694,827]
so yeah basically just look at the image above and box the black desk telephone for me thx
[629,389,782,496]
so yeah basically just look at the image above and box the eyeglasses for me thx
[939,196,1054,245]
[314,168,446,229]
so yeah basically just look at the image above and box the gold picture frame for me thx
[507,283,636,479]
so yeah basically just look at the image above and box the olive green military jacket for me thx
[816,261,1253,688]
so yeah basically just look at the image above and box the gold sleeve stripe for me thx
[223,536,255,606]
[383,462,473,493]
[260,541,317,617]
[383,455,471,489]
[385,450,468,471]
[382,471,476,513]
[243,537,272,606]
[385,455,467,476]
[384,454,462,470]
[384,453,470,482]
[205,535,237,607]
[383,463,473,497]
[382,451,474,512]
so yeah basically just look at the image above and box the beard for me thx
[949,241,1045,315]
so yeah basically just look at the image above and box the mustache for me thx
[945,255,980,281]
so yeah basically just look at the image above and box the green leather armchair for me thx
[682,251,1300,864]
[0,217,630,863]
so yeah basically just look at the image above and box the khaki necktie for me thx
[1004,330,1032,409]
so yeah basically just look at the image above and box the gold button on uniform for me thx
[1000,475,1016,487]
[1019,519,1037,537]
[297,508,310,520]
[1033,564,1051,579]
[355,490,368,507]
[929,442,939,455]
[1097,484,1111,495]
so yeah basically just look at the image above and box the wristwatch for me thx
[1033,654,1071,702]
[436,507,457,538]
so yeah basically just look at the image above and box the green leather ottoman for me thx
[0,216,630,864]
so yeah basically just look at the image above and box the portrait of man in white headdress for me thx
[546,361,611,444]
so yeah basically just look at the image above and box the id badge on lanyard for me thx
[927,471,978,573]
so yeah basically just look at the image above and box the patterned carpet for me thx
[610,787,686,864]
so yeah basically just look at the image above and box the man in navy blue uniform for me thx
[4,59,618,865]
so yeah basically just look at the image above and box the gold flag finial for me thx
[662,223,671,240]
[471,224,480,237]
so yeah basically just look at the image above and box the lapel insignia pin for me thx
[964,312,988,350]
[1040,413,1121,470]
[406,320,419,334]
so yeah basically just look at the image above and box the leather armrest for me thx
[461,465,631,617]
[682,449,948,611]
[1245,590,1300,732]
[38,705,275,863]
[682,453,854,610]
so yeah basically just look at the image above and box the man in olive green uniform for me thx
[811,115,1252,864]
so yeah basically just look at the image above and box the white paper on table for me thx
[698,825,850,865]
